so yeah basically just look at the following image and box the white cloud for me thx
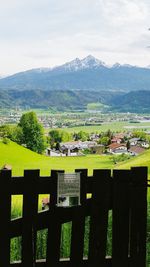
[0,0,150,75]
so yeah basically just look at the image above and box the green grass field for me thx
[116,149,150,177]
[0,139,150,177]
[53,121,150,134]
[0,140,113,176]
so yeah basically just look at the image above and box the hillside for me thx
[1,88,150,113]
[0,55,150,92]
[116,149,150,177]
[0,140,113,176]
[110,90,150,113]
[0,140,149,178]
[0,89,122,111]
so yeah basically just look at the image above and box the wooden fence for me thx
[0,167,148,267]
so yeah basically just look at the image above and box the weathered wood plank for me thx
[88,169,111,267]
[112,170,130,267]
[130,167,147,267]
[22,170,39,267]
[0,170,11,267]
[70,169,87,266]
[46,170,63,267]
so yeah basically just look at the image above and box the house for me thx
[60,141,97,152]
[46,148,66,157]
[111,138,122,144]
[90,133,100,142]
[108,143,127,154]
[139,141,150,148]
[129,138,140,146]
[90,145,105,154]
[129,146,145,156]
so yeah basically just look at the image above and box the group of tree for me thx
[49,129,71,149]
[98,129,113,146]
[0,111,46,154]
[73,131,89,142]
[48,130,90,149]
[132,130,150,144]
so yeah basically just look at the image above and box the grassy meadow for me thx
[0,140,113,176]
[1,139,150,176]
[54,121,150,134]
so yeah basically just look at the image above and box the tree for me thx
[98,136,110,146]
[74,131,89,141]
[0,125,11,138]
[126,140,130,150]
[19,111,46,153]
[49,130,71,148]
[132,131,146,140]
[0,124,23,144]
[105,129,113,139]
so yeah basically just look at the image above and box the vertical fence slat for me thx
[46,170,63,267]
[88,169,111,267]
[0,170,11,267]
[112,169,130,267]
[130,167,147,267]
[70,169,87,266]
[22,170,39,267]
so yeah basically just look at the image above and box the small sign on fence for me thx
[57,172,80,207]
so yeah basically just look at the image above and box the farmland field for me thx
[52,121,150,134]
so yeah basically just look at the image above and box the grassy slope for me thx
[1,140,149,177]
[0,140,113,176]
[116,149,150,177]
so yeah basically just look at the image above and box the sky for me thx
[1,0,150,75]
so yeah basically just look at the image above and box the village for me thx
[46,130,150,158]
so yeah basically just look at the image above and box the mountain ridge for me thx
[0,55,150,92]
[0,89,150,113]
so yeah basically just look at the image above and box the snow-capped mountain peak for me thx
[53,55,107,72]
[81,55,106,68]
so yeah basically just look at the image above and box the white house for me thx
[129,138,140,146]
[108,143,127,154]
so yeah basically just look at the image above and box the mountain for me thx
[0,88,150,113]
[109,90,150,113]
[0,55,150,91]
[0,89,122,111]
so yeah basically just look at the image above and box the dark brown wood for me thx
[130,167,147,267]
[0,167,147,267]
[46,170,63,267]
[88,169,111,267]
[22,170,39,267]
[0,170,11,267]
[70,169,87,266]
[112,170,131,267]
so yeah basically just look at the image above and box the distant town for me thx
[1,109,150,129]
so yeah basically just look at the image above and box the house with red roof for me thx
[108,143,127,154]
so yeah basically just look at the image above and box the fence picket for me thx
[22,170,39,267]
[0,167,147,267]
[70,169,87,267]
[0,170,11,267]
[130,167,147,267]
[112,170,131,267]
[88,169,111,267]
[46,170,63,267]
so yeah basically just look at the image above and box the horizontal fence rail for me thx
[0,167,148,267]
